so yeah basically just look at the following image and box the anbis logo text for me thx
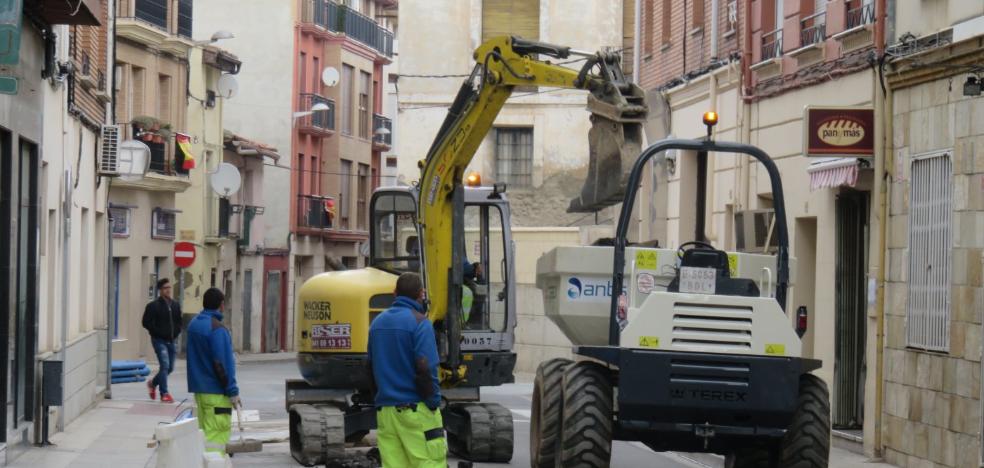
[567,277,627,300]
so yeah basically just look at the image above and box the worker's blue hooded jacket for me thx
[368,296,441,409]
[186,309,239,397]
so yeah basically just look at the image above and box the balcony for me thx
[326,1,394,58]
[372,114,392,150]
[116,0,193,55]
[846,1,875,30]
[834,1,876,52]
[297,94,336,137]
[761,28,783,62]
[134,0,167,31]
[800,12,826,48]
[297,194,335,231]
[791,11,827,67]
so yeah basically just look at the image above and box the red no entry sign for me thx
[174,242,196,268]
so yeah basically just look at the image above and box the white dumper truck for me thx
[532,135,830,468]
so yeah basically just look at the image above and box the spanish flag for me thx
[175,133,196,171]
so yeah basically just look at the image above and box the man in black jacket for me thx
[142,278,183,403]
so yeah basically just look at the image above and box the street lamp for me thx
[293,102,331,119]
[194,30,235,46]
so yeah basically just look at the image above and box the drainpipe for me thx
[632,0,643,241]
[711,0,719,60]
[740,0,754,211]
[632,0,641,83]
[105,180,113,399]
[59,168,71,431]
[704,0,720,242]
[872,0,888,457]
[104,0,115,401]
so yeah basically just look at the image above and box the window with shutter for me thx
[110,207,130,237]
[481,0,540,43]
[906,151,952,352]
[494,127,533,188]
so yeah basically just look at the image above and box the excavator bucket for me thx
[568,79,648,213]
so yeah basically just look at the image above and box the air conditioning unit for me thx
[98,125,121,176]
[735,209,778,254]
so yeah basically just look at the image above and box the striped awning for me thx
[807,157,860,190]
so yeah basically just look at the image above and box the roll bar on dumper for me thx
[606,137,792,346]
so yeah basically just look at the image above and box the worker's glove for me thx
[229,395,242,408]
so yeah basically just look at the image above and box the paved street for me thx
[0,355,889,468]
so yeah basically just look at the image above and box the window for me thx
[359,71,371,139]
[661,0,672,45]
[131,66,145,118]
[299,52,307,95]
[342,64,354,135]
[310,155,318,193]
[692,0,704,29]
[297,154,305,194]
[371,192,418,273]
[726,0,738,34]
[312,57,320,95]
[340,159,352,228]
[494,127,533,188]
[643,1,654,55]
[906,152,952,352]
[482,0,539,42]
[151,209,177,239]
[110,207,130,237]
[357,164,369,230]
[462,204,509,332]
[158,74,171,123]
[177,0,193,38]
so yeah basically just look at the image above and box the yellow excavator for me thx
[286,36,647,465]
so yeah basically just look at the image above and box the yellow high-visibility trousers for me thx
[194,393,233,454]
[377,402,447,468]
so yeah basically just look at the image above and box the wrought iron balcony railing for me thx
[297,194,335,230]
[846,2,875,30]
[761,28,783,61]
[298,93,336,133]
[800,11,826,48]
[373,113,392,146]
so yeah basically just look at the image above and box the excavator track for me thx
[446,402,514,463]
[289,403,346,466]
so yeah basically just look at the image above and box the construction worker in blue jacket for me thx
[368,272,446,467]
[186,287,240,454]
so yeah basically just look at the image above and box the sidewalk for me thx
[7,397,899,468]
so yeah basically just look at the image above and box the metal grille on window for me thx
[906,152,952,352]
[110,207,129,237]
[495,128,533,188]
[152,209,177,239]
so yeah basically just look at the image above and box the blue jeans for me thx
[151,337,176,395]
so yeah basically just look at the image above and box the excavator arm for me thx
[417,36,647,380]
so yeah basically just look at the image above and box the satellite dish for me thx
[322,67,340,87]
[209,162,242,197]
[118,140,151,182]
[217,74,239,99]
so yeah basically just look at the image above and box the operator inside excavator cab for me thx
[666,241,760,297]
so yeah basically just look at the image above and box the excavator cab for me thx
[369,185,517,359]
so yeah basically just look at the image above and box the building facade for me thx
[0,0,110,460]
[289,0,395,353]
[173,45,241,319]
[634,0,884,455]
[396,0,625,228]
[109,0,193,360]
[879,3,984,467]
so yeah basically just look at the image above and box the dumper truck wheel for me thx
[724,373,830,468]
[530,358,572,468]
[555,361,613,468]
[779,374,830,467]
